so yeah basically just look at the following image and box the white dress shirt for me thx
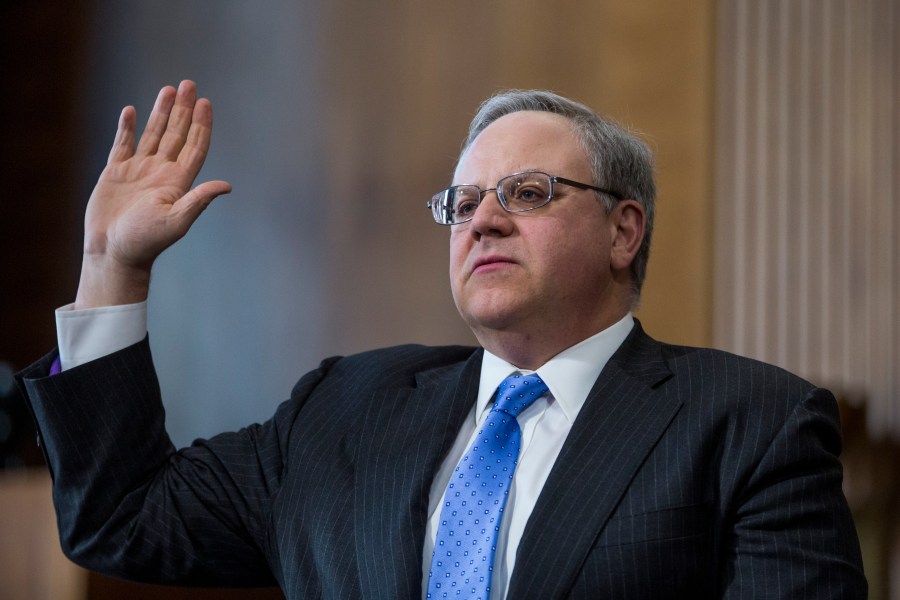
[54,303,634,599]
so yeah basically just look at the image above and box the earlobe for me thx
[610,200,645,271]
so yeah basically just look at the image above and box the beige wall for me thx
[320,0,717,353]
[71,0,715,453]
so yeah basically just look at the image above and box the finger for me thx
[177,98,214,175]
[167,180,233,238]
[135,85,177,156]
[157,80,199,160]
[107,106,137,164]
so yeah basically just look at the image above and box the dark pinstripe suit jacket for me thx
[19,322,866,599]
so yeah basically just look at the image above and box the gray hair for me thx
[461,90,656,300]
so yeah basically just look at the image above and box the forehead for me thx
[453,111,591,185]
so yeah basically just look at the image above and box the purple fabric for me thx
[50,355,62,376]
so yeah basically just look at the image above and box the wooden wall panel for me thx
[0,470,87,600]
[715,0,899,441]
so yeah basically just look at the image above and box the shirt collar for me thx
[477,313,635,422]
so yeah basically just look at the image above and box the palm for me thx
[84,81,231,271]
[89,156,196,267]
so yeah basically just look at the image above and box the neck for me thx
[472,307,630,370]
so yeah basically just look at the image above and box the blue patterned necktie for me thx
[427,372,549,600]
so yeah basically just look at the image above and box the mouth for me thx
[471,255,518,274]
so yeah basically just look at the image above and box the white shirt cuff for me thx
[55,301,148,371]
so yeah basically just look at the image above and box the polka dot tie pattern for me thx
[426,373,549,600]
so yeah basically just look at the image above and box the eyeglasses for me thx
[427,170,621,225]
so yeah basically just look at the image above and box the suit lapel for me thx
[508,325,681,599]
[353,348,482,599]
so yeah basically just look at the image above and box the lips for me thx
[471,255,518,274]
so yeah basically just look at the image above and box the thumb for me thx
[168,180,233,237]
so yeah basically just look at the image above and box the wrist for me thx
[74,254,151,309]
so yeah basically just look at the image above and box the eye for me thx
[456,199,479,217]
[451,186,481,219]
[514,186,545,204]
[501,173,551,209]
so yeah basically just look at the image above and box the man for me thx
[18,81,866,598]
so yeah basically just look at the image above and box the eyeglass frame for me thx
[426,170,622,225]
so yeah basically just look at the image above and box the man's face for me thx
[449,111,623,356]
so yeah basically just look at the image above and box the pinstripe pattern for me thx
[17,322,866,599]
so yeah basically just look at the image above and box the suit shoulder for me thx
[660,342,817,388]
[631,340,841,459]
[626,325,819,393]
[347,343,477,367]
[650,341,833,419]
[289,344,478,403]
[318,343,479,384]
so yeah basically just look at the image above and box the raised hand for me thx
[76,80,232,309]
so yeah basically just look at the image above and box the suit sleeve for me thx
[16,336,332,587]
[721,387,867,598]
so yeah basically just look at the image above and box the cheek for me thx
[448,233,467,282]
[543,225,609,284]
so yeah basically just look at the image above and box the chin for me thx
[460,304,527,334]
[454,285,533,328]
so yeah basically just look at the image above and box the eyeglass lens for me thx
[500,172,552,210]
[434,172,553,224]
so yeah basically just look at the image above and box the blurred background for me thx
[1,0,896,598]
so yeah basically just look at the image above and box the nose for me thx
[468,189,514,239]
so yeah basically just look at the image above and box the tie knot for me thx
[493,373,549,418]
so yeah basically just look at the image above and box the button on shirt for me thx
[53,302,634,600]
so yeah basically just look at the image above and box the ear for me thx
[609,199,645,272]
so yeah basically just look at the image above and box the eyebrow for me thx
[451,167,546,186]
